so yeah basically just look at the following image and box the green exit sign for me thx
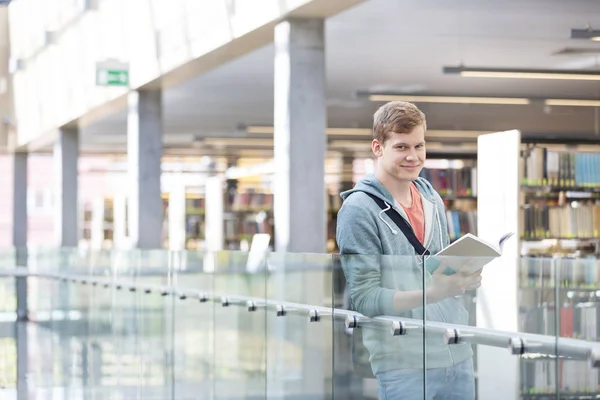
[96,61,129,87]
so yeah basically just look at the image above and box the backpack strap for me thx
[361,191,430,256]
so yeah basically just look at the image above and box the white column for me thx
[12,152,28,321]
[204,176,224,252]
[476,130,521,400]
[273,18,327,254]
[168,182,186,251]
[54,127,79,247]
[127,90,163,249]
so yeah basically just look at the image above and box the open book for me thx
[432,232,515,274]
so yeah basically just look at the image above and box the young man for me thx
[336,101,481,400]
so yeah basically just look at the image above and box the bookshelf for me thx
[421,159,478,241]
[163,191,206,250]
[477,129,600,400]
[326,190,342,253]
[219,185,343,253]
[222,187,274,251]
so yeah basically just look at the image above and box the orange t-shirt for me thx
[399,183,425,244]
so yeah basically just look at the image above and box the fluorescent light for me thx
[444,66,600,81]
[329,140,479,150]
[246,125,371,136]
[571,28,600,41]
[461,71,600,80]
[545,99,600,107]
[329,140,370,148]
[369,94,530,105]
[426,130,491,139]
[246,126,274,134]
[204,138,273,147]
[327,128,372,136]
[244,128,487,141]
[421,142,478,151]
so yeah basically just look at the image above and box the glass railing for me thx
[0,248,598,399]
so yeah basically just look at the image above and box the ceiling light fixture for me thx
[545,99,600,107]
[246,126,490,139]
[571,28,600,42]
[426,130,491,139]
[368,94,530,105]
[204,138,274,147]
[444,66,600,81]
[246,125,372,136]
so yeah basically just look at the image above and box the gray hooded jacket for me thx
[336,173,472,374]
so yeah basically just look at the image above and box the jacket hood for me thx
[340,173,437,204]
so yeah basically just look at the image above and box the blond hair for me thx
[372,101,427,143]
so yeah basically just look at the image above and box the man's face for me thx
[372,125,426,183]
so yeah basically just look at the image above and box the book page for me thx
[432,232,514,273]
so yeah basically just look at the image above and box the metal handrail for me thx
[4,267,600,368]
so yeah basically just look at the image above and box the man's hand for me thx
[427,261,482,302]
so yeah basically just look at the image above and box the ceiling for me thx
[80,0,600,156]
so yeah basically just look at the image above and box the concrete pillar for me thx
[273,18,327,254]
[12,152,27,261]
[127,90,163,249]
[272,17,327,400]
[54,127,79,247]
[12,152,28,321]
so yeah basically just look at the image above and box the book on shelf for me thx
[420,166,477,197]
[446,209,477,240]
[521,300,600,396]
[520,257,600,288]
[521,203,600,240]
[227,191,273,211]
[420,166,478,239]
[523,146,600,188]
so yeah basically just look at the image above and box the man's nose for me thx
[406,149,417,159]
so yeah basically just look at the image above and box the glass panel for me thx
[422,254,480,400]
[24,248,59,395]
[0,247,16,268]
[213,251,267,399]
[172,250,214,399]
[517,257,559,398]
[335,254,427,399]
[331,253,364,400]
[556,257,600,397]
[0,247,17,393]
[132,249,173,399]
[0,263,16,317]
[84,249,114,398]
[265,253,334,399]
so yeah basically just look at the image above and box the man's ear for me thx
[372,139,382,157]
